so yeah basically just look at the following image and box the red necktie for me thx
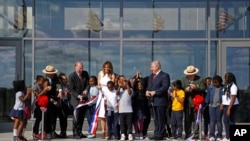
[79,75,83,82]
[153,74,156,82]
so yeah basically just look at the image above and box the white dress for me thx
[97,72,112,118]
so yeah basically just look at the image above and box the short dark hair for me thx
[36,75,44,81]
[212,75,223,85]
[117,75,125,80]
[172,80,183,90]
[58,72,66,78]
[107,80,114,86]
[205,77,212,81]
[89,75,98,85]
[43,78,50,86]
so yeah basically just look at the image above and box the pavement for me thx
[1,131,156,141]
[0,119,209,141]
[0,130,210,141]
[1,131,208,141]
[0,120,157,141]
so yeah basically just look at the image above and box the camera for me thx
[168,86,173,93]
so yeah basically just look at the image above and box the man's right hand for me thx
[185,86,192,92]
[146,91,151,97]
[78,95,83,102]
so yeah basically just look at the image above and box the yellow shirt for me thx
[171,89,185,111]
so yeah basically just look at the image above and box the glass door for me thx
[0,38,22,122]
[221,40,250,123]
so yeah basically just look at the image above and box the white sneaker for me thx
[120,134,125,141]
[128,134,133,141]
[221,137,230,141]
[216,138,222,141]
[209,137,215,141]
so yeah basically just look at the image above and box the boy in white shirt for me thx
[105,81,119,140]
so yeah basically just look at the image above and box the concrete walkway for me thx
[0,130,210,141]
[0,119,210,141]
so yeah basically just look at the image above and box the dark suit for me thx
[45,75,60,135]
[147,71,170,139]
[68,71,89,137]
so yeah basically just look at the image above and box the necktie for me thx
[79,75,83,82]
[153,74,156,82]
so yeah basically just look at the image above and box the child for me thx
[33,78,51,139]
[9,80,32,141]
[86,75,99,138]
[132,80,147,140]
[221,73,239,141]
[169,80,185,140]
[104,80,119,140]
[32,75,44,138]
[203,77,212,140]
[117,79,133,141]
[205,75,223,141]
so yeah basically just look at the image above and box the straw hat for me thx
[42,65,58,74]
[183,65,199,75]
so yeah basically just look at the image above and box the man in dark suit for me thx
[42,65,61,139]
[146,61,170,140]
[68,61,89,139]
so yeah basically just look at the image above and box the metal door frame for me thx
[219,39,250,77]
[220,39,250,123]
[0,37,23,80]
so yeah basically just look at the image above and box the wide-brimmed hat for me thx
[183,65,199,75]
[42,65,58,74]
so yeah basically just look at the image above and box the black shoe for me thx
[157,136,165,140]
[59,132,67,138]
[73,134,81,139]
[149,136,157,140]
[150,136,164,140]
[185,134,191,139]
[19,136,28,141]
[53,132,60,138]
[79,133,87,138]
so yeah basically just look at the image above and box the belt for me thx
[61,99,69,102]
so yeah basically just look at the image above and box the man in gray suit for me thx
[68,61,89,139]
[146,61,170,140]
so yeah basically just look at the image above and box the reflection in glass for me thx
[226,47,250,122]
[0,46,16,88]
[90,41,120,75]
[35,0,120,38]
[0,46,16,121]
[123,1,207,38]
[24,40,32,86]
[0,0,32,37]
[34,41,89,76]
[123,41,207,81]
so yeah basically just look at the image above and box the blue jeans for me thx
[170,110,183,138]
[223,105,238,139]
[106,111,119,138]
[209,106,223,138]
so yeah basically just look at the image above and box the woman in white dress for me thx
[97,61,116,139]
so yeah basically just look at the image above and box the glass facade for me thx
[0,0,250,122]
